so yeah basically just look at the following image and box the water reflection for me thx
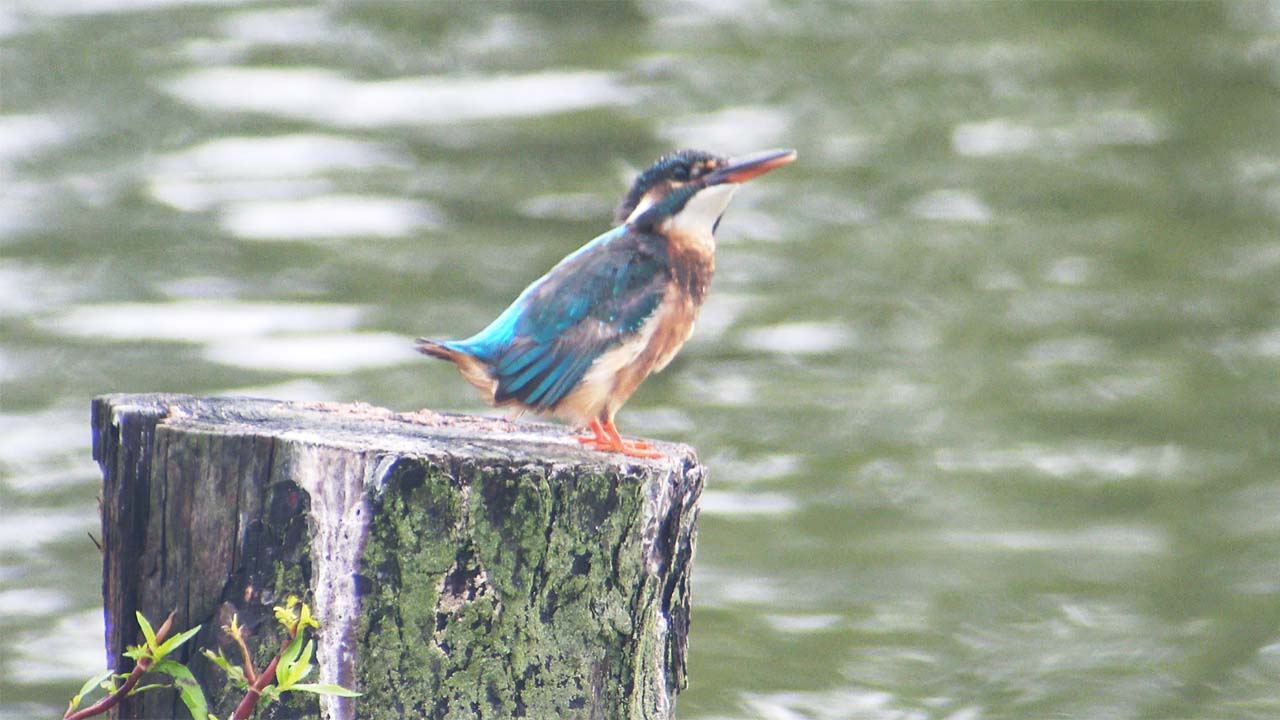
[0,115,77,237]
[659,107,793,156]
[762,613,842,634]
[935,442,1186,483]
[203,332,419,374]
[0,114,73,166]
[8,609,105,684]
[219,379,333,402]
[693,566,784,609]
[701,490,799,517]
[0,263,81,317]
[163,67,631,127]
[219,194,439,241]
[4,1,1280,718]
[0,407,95,491]
[0,504,97,555]
[951,110,1166,158]
[147,133,407,212]
[738,321,855,356]
[215,6,348,49]
[13,0,252,17]
[742,688,917,720]
[907,189,991,223]
[937,526,1167,555]
[38,300,364,341]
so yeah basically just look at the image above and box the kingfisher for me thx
[416,147,796,458]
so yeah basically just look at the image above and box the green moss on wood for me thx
[357,457,674,719]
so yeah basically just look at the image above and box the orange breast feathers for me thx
[556,286,699,425]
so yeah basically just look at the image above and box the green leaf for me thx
[155,624,202,661]
[124,644,146,661]
[128,682,169,695]
[275,633,306,689]
[203,648,233,671]
[297,602,319,632]
[293,640,315,683]
[69,668,116,711]
[136,612,158,652]
[279,640,314,690]
[287,683,362,698]
[201,649,247,686]
[290,662,314,688]
[153,659,209,720]
[278,634,301,667]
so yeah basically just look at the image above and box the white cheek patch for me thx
[667,183,738,240]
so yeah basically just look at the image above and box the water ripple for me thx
[0,506,97,553]
[203,332,419,374]
[907,189,991,223]
[37,300,363,342]
[738,321,855,355]
[743,688,924,720]
[15,0,251,17]
[220,194,440,241]
[162,67,630,127]
[217,6,342,47]
[939,526,1166,555]
[0,114,74,167]
[953,111,1166,158]
[0,263,80,317]
[659,106,793,155]
[702,490,799,517]
[934,442,1187,483]
[8,608,104,684]
[0,406,93,485]
[762,613,843,634]
[147,133,408,212]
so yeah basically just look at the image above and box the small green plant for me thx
[206,595,360,719]
[65,596,359,720]
[64,611,205,720]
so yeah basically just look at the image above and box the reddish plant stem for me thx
[229,634,292,720]
[65,613,176,720]
[64,658,151,720]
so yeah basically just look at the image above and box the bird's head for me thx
[615,148,797,237]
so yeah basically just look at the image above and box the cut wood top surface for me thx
[94,393,697,468]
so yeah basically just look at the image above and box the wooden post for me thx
[91,394,703,720]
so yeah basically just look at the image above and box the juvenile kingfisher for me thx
[416,147,796,458]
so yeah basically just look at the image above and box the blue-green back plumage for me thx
[444,224,671,410]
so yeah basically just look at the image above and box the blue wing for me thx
[447,225,671,411]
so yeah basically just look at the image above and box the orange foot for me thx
[576,418,664,459]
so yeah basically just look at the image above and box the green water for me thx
[4,2,1280,718]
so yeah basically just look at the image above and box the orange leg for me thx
[576,418,663,459]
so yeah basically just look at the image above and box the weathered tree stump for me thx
[91,393,704,719]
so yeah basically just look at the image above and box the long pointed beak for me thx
[707,148,797,185]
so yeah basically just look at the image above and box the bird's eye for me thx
[672,165,691,181]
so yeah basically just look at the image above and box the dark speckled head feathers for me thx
[613,149,727,225]
[614,148,799,233]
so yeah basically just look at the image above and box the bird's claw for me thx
[577,419,664,459]
[576,435,664,458]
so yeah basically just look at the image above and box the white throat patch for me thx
[664,183,738,248]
